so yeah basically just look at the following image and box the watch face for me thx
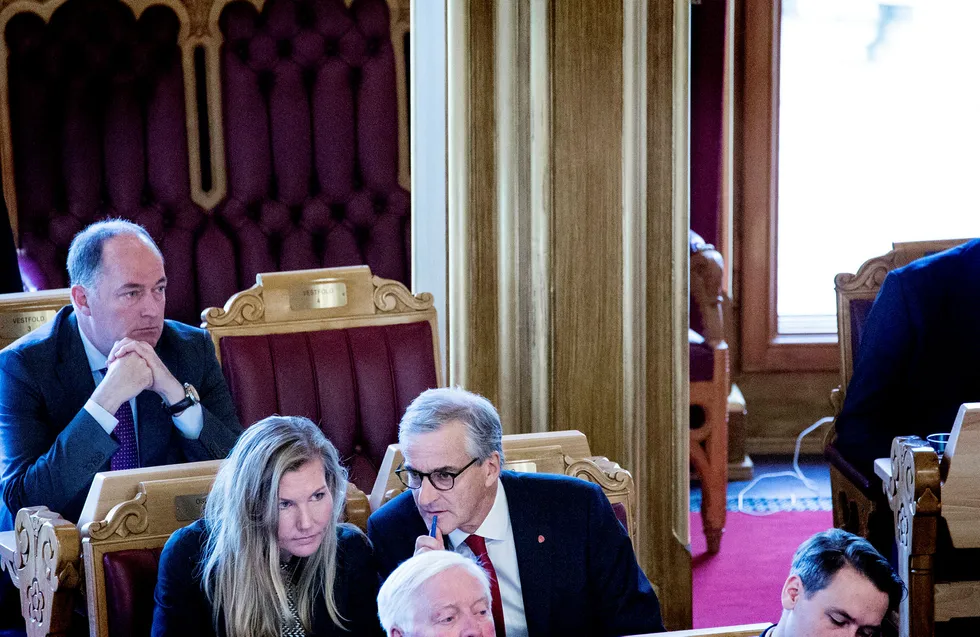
[185,383,200,404]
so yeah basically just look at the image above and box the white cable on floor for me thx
[735,416,835,516]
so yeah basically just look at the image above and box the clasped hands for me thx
[91,338,184,415]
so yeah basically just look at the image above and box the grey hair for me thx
[377,550,492,635]
[66,219,162,288]
[398,387,504,462]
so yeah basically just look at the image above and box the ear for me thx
[781,574,803,611]
[390,628,404,637]
[70,285,93,317]
[484,451,502,486]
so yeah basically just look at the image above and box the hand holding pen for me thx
[414,514,444,556]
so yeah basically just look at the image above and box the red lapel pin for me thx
[537,535,545,543]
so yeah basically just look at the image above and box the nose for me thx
[458,613,488,637]
[416,476,440,507]
[140,290,164,317]
[295,504,313,531]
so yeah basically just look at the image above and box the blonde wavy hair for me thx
[201,415,351,636]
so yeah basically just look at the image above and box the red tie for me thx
[464,534,506,637]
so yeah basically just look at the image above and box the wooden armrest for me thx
[873,457,892,483]
[0,530,15,577]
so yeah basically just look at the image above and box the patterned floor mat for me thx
[690,492,833,513]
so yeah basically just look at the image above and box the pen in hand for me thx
[429,515,439,538]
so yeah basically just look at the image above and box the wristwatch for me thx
[165,383,200,416]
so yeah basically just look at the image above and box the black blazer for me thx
[0,306,242,530]
[835,239,980,474]
[152,519,383,637]
[368,471,665,636]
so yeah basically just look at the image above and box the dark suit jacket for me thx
[152,519,383,637]
[834,239,980,475]
[368,471,665,636]
[0,306,242,529]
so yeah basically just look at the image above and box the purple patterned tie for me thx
[100,368,138,471]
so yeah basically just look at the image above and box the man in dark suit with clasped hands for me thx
[0,219,242,532]
[368,387,664,637]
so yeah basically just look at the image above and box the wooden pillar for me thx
[448,0,692,627]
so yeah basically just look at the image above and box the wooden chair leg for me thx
[694,401,728,553]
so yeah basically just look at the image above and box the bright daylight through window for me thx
[776,0,980,335]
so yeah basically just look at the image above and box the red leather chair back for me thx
[220,322,437,492]
[102,547,163,637]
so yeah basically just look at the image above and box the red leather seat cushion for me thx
[103,547,163,637]
[221,321,438,492]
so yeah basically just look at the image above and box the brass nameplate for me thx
[174,493,209,521]
[289,281,348,311]
[0,310,56,340]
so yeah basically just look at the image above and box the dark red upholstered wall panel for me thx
[690,0,726,246]
[5,0,409,324]
[217,0,410,291]
[220,321,437,492]
[6,1,216,324]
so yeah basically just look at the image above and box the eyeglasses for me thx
[395,458,479,491]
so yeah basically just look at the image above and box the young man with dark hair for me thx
[765,528,904,637]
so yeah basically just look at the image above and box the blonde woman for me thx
[152,416,382,636]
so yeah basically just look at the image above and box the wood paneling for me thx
[551,1,625,463]
[737,370,837,453]
[449,0,501,408]
[648,0,693,628]
[447,0,692,627]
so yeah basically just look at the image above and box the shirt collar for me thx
[77,323,108,374]
[449,478,510,546]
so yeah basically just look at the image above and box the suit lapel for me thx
[502,473,552,636]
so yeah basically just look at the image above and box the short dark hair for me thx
[791,529,904,612]
[66,219,161,288]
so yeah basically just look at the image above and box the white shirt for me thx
[449,479,528,637]
[79,326,204,459]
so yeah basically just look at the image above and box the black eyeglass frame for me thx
[395,457,480,491]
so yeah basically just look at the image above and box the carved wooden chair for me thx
[884,404,980,636]
[369,430,640,547]
[0,0,411,326]
[825,239,975,554]
[202,265,440,497]
[0,460,370,637]
[689,231,729,553]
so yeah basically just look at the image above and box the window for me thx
[739,0,980,371]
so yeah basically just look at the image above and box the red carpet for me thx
[691,511,834,628]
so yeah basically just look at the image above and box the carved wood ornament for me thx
[10,507,81,637]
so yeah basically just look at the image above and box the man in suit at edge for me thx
[760,529,903,637]
[367,387,665,637]
[833,238,980,476]
[0,219,243,532]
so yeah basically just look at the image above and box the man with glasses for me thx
[367,387,664,637]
